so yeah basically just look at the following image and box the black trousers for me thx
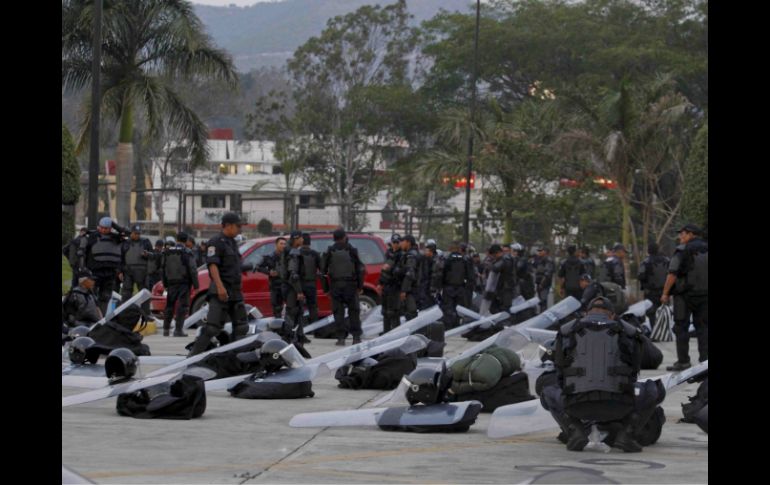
[189,286,248,355]
[382,286,401,333]
[673,294,708,363]
[164,283,191,331]
[440,285,465,328]
[269,283,285,317]
[401,292,418,321]
[122,266,150,317]
[302,282,319,324]
[331,281,361,339]
[644,290,663,323]
[93,268,118,315]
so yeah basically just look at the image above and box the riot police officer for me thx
[257,237,288,317]
[579,246,596,279]
[558,245,586,300]
[511,243,535,300]
[434,241,475,328]
[600,243,627,289]
[542,297,658,452]
[661,224,708,371]
[395,235,420,322]
[378,234,402,333]
[417,240,438,310]
[298,233,321,324]
[62,269,103,327]
[79,217,129,314]
[121,225,155,319]
[286,230,313,344]
[637,242,670,323]
[322,229,365,345]
[161,232,200,337]
[146,239,165,289]
[189,212,249,355]
[532,247,555,312]
[460,243,478,307]
[486,244,516,316]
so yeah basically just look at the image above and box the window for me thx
[242,241,276,268]
[299,194,325,209]
[272,165,283,175]
[201,194,226,208]
[217,163,237,175]
[244,164,259,174]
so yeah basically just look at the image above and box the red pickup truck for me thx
[150,232,387,318]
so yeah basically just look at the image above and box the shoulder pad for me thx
[560,320,577,335]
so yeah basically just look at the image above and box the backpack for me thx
[116,375,206,419]
[450,372,535,413]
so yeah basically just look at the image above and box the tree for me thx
[273,0,421,230]
[680,121,707,232]
[62,123,81,246]
[62,0,237,225]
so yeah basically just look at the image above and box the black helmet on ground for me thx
[404,362,453,406]
[260,339,290,372]
[69,336,98,365]
[104,348,138,383]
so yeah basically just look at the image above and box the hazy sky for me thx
[192,0,283,6]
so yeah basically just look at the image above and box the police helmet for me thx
[68,336,98,365]
[104,348,138,382]
[404,363,453,406]
[510,243,523,252]
[69,325,92,339]
[260,339,290,372]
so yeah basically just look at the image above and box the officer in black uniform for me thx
[558,245,586,300]
[661,224,708,371]
[189,212,249,355]
[579,246,596,279]
[417,240,438,310]
[511,243,535,300]
[601,243,627,289]
[637,242,670,323]
[62,269,103,327]
[542,297,658,452]
[434,241,475,328]
[459,243,478,307]
[487,244,516,316]
[186,236,204,268]
[161,232,200,337]
[532,247,555,312]
[63,227,89,289]
[257,237,288,317]
[80,217,129,314]
[298,233,321,324]
[395,235,420,322]
[146,239,165,290]
[321,229,365,345]
[285,230,305,332]
[378,234,402,333]
[121,225,155,319]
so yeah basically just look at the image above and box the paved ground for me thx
[62,325,708,484]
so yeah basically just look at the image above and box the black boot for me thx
[162,318,171,337]
[612,426,643,453]
[173,329,188,337]
[565,422,589,451]
[666,361,691,371]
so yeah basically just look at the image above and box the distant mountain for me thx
[194,0,474,72]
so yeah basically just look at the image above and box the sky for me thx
[191,0,284,6]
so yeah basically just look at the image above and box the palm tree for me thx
[62,0,237,224]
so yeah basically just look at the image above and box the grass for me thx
[62,255,72,295]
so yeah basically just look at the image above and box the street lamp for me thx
[462,0,481,245]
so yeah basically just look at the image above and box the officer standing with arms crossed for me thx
[322,229,365,345]
[258,237,288,317]
[188,213,249,355]
[395,235,420,322]
[661,224,708,371]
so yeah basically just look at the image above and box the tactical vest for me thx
[164,248,189,284]
[685,240,708,295]
[563,257,583,292]
[301,249,318,282]
[443,254,467,286]
[91,235,122,267]
[498,255,515,290]
[328,247,355,281]
[125,241,146,267]
[559,318,638,395]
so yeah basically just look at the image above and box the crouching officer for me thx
[322,229,365,346]
[542,297,661,452]
[161,232,200,337]
[189,213,249,355]
[62,269,103,327]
